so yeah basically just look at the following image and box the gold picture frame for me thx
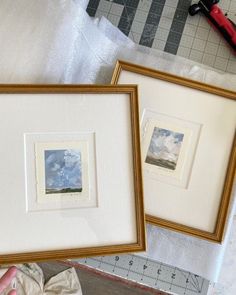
[0,84,146,264]
[112,60,236,243]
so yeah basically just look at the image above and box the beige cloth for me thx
[0,264,82,295]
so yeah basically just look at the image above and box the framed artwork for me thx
[0,85,145,264]
[25,132,97,211]
[112,60,236,243]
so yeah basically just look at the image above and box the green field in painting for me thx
[46,187,83,194]
[145,155,176,170]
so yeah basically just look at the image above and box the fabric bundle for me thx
[0,264,82,295]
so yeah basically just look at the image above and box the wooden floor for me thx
[39,262,166,295]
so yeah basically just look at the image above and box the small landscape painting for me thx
[145,127,184,170]
[44,149,82,194]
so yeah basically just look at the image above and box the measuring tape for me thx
[73,254,209,295]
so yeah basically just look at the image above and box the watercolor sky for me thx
[45,149,82,190]
[147,127,184,163]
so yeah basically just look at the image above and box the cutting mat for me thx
[73,254,210,295]
[87,0,236,74]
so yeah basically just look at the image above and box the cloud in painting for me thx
[45,149,82,194]
[145,127,184,170]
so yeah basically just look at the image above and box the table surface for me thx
[87,0,236,74]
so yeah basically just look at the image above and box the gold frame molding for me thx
[111,60,236,243]
[0,84,146,264]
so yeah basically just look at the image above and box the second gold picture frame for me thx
[112,60,236,243]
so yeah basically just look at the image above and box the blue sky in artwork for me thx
[45,149,82,190]
[147,127,184,163]
[156,128,184,142]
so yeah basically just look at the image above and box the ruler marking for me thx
[190,275,200,291]
[91,258,134,273]
[126,254,135,277]
[169,267,176,291]
[80,259,203,292]
[194,275,200,290]
[176,268,203,293]
[189,274,200,291]
[153,263,199,293]
[113,255,120,272]
[155,263,162,286]
[76,254,209,295]
[200,277,204,293]
[189,274,202,292]
[98,256,103,269]
[184,272,190,295]
[140,258,148,281]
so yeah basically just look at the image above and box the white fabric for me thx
[208,216,236,294]
[74,0,89,9]
[142,193,236,283]
[0,264,82,295]
[0,0,235,284]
